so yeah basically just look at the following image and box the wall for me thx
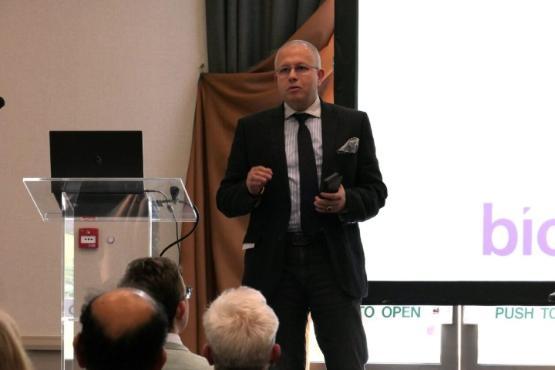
[0,0,207,343]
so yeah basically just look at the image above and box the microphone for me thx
[0,97,5,109]
[153,186,181,207]
[170,186,180,202]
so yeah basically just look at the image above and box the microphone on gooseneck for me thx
[0,97,5,109]
[170,186,180,202]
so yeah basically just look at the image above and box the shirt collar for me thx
[166,333,183,345]
[284,96,321,119]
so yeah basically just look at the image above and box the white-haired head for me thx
[203,286,279,369]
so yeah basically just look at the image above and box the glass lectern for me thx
[23,178,196,370]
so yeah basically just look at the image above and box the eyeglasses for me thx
[275,64,319,77]
[179,272,193,300]
[184,286,193,300]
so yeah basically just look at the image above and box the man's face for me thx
[275,44,324,111]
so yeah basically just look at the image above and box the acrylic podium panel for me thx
[23,178,196,370]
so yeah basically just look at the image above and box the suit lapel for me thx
[267,105,290,196]
[320,101,339,182]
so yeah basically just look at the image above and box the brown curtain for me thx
[180,0,335,352]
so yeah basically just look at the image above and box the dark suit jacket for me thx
[216,101,387,299]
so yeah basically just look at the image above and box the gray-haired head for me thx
[274,39,321,70]
[203,286,280,370]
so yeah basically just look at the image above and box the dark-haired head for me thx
[74,288,168,370]
[119,257,188,332]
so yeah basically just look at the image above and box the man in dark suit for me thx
[217,40,387,370]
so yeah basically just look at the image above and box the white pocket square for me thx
[242,243,255,250]
[337,137,359,154]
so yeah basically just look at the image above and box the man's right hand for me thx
[246,166,273,196]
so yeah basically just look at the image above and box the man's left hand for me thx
[314,185,346,213]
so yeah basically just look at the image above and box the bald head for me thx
[75,288,168,370]
[92,288,156,339]
[274,39,321,70]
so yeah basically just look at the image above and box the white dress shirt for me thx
[283,96,323,232]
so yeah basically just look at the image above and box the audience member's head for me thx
[73,288,168,370]
[119,257,190,333]
[0,309,34,370]
[202,286,280,370]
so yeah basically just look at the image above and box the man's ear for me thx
[317,68,325,86]
[175,300,189,332]
[153,348,167,370]
[202,344,214,365]
[270,343,281,364]
[73,333,86,368]
[175,300,187,320]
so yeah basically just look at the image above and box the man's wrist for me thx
[248,186,265,198]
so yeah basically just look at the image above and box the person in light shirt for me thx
[119,257,212,370]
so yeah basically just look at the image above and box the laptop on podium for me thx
[49,131,145,217]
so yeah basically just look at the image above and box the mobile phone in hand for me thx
[320,172,343,193]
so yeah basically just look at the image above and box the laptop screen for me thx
[49,131,145,217]
[50,130,143,178]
